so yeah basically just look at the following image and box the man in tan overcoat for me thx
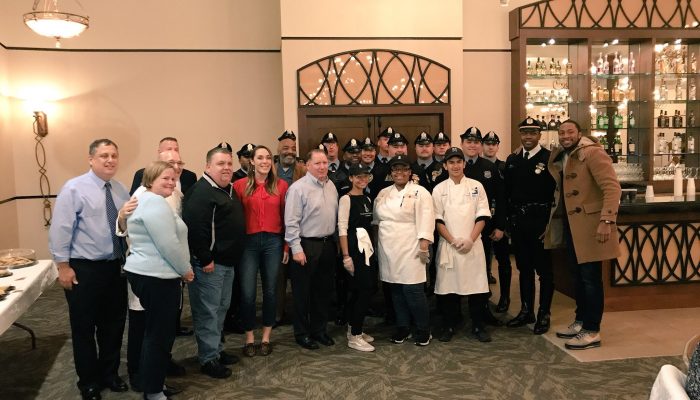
[543,119,621,350]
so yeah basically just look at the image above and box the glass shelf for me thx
[655,73,700,78]
[653,152,699,156]
[591,101,647,106]
[529,101,582,106]
[655,100,699,104]
[526,74,586,79]
[591,73,652,78]
[653,126,694,129]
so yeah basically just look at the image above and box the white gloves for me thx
[343,256,354,276]
[452,237,474,254]
[417,250,430,265]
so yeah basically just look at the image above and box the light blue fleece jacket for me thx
[124,191,190,278]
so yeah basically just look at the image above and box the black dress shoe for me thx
[166,359,186,377]
[296,336,319,350]
[438,327,455,342]
[80,386,102,400]
[533,313,551,335]
[101,376,129,392]
[471,326,492,343]
[495,297,510,313]
[176,326,194,336]
[219,350,240,365]
[163,384,183,396]
[200,359,231,379]
[506,311,536,328]
[311,333,335,346]
[488,273,497,285]
[129,374,142,392]
[483,309,504,327]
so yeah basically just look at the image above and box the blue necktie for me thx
[105,182,123,260]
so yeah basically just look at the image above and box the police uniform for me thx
[336,138,361,197]
[322,132,349,196]
[375,127,394,165]
[481,131,513,310]
[504,118,556,334]
[233,143,255,181]
[368,131,409,199]
[461,127,505,326]
[411,132,447,193]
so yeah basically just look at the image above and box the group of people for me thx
[48,118,621,400]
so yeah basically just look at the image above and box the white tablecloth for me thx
[0,260,57,335]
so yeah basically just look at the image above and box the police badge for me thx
[535,162,545,175]
[484,170,492,179]
[431,168,442,181]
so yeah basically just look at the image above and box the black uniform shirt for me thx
[411,158,448,193]
[504,146,556,206]
[464,156,506,230]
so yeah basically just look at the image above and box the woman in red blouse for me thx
[233,145,289,357]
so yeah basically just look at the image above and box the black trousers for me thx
[64,259,127,390]
[439,293,487,329]
[127,309,145,379]
[290,238,336,338]
[127,273,180,395]
[175,281,186,331]
[345,254,378,335]
[512,214,554,315]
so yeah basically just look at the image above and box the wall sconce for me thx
[33,111,48,137]
[500,0,509,6]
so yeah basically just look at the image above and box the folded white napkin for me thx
[438,242,456,270]
[356,228,374,266]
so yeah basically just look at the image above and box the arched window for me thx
[297,49,450,106]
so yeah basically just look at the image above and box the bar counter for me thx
[553,195,700,311]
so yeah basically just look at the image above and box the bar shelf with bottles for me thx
[652,41,699,182]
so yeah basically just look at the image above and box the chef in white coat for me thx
[374,154,435,346]
[432,147,493,343]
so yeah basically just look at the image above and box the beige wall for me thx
[0,47,19,249]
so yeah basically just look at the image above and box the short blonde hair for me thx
[142,161,174,188]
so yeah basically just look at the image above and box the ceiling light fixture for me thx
[23,0,89,48]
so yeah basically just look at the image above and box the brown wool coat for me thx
[543,136,622,263]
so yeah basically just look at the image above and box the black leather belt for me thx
[301,236,333,242]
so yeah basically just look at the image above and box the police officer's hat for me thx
[414,131,433,145]
[278,130,296,141]
[460,127,482,141]
[433,132,450,144]
[378,127,395,138]
[316,143,328,154]
[443,147,465,161]
[213,142,233,152]
[321,132,338,144]
[343,138,361,153]
[482,131,500,145]
[361,137,376,150]
[348,164,373,178]
[388,154,411,168]
[236,143,255,158]
[518,117,541,131]
[387,132,408,146]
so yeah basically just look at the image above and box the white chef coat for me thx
[373,182,435,284]
[432,176,491,295]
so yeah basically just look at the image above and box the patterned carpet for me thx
[0,284,683,400]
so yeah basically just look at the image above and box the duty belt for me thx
[511,202,551,215]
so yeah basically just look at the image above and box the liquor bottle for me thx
[672,110,679,128]
[597,113,606,129]
[566,61,573,75]
[690,79,697,101]
[664,110,671,128]
[550,58,556,75]
[597,52,604,74]
[549,139,556,150]
[539,115,547,131]
[527,60,533,75]
[548,115,557,131]
[555,115,562,129]
[675,79,683,100]
[536,57,542,75]
[689,111,696,128]
[660,78,668,100]
[628,111,636,127]
[689,135,696,153]
[628,137,636,155]
[629,51,636,74]
[614,134,622,154]
[676,53,685,74]
[613,52,621,74]
[658,110,665,128]
[627,80,636,100]
[658,132,667,153]
[556,60,562,75]
[672,132,682,154]
[613,110,623,129]
[675,110,683,128]
[611,83,620,103]
[691,53,698,74]
[599,134,609,151]
[549,90,557,102]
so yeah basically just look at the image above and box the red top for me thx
[233,177,289,252]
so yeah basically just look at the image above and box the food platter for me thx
[0,249,37,269]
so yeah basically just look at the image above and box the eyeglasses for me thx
[168,161,185,167]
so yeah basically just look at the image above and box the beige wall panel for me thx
[462,0,533,50]
[282,40,463,143]
[462,51,512,158]
[6,51,283,197]
[281,0,462,38]
[0,47,19,250]
[0,1,281,50]
[15,200,51,258]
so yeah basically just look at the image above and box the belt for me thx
[511,203,551,215]
[301,236,334,242]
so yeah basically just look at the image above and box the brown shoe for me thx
[242,342,256,357]
[259,341,273,356]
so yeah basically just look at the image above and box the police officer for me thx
[336,138,362,197]
[504,117,556,335]
[432,132,451,162]
[322,132,348,194]
[376,127,393,165]
[233,143,255,180]
[411,132,447,193]
[460,127,505,326]
[481,131,513,307]
[368,131,409,197]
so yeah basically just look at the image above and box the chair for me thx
[649,365,689,400]
[684,334,700,368]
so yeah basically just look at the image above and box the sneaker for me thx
[200,359,232,379]
[389,328,411,344]
[564,330,601,350]
[347,326,375,343]
[348,334,375,352]
[556,320,583,339]
[414,331,432,346]
[219,350,240,365]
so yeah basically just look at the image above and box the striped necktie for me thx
[105,182,123,260]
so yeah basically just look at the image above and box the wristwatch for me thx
[601,220,615,225]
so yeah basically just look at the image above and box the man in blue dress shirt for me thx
[49,139,130,400]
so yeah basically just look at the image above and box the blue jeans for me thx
[391,283,430,334]
[188,259,234,364]
[564,223,604,332]
[239,232,282,330]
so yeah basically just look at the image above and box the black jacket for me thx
[130,168,198,196]
[182,174,246,267]
[464,157,506,231]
